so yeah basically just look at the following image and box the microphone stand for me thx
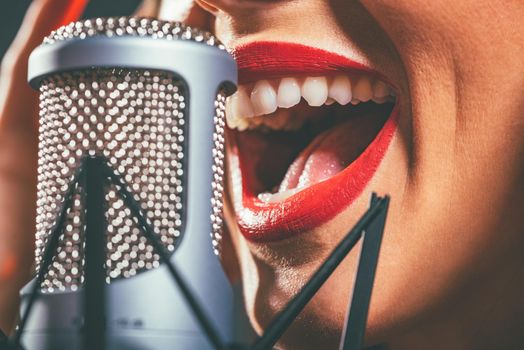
[2,155,390,350]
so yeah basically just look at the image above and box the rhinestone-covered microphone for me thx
[19,17,237,350]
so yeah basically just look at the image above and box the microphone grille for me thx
[43,17,225,50]
[211,93,226,256]
[34,18,228,292]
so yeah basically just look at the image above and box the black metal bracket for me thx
[0,328,10,349]
[4,155,390,350]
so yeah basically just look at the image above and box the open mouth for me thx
[226,42,399,242]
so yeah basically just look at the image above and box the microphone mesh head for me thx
[43,17,225,50]
[35,18,226,292]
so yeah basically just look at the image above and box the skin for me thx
[0,0,523,349]
[198,0,524,349]
[0,0,74,331]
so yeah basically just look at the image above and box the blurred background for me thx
[0,0,141,58]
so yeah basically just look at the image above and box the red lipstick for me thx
[232,41,374,84]
[228,42,399,242]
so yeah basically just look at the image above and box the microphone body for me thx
[20,17,236,350]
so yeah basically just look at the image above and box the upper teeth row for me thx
[226,74,395,130]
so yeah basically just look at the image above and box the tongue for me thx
[278,117,375,192]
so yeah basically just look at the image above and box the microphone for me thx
[18,17,237,350]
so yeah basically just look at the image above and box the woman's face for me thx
[194,0,524,348]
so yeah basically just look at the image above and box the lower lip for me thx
[228,103,400,242]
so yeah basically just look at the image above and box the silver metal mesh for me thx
[35,17,228,293]
[210,94,226,256]
[36,68,186,292]
[43,17,226,51]
[37,68,227,292]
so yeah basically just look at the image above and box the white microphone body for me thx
[20,17,237,350]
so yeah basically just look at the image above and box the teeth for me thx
[259,109,291,130]
[301,77,328,106]
[225,73,396,131]
[325,97,336,106]
[235,86,256,118]
[251,80,278,115]
[277,77,302,108]
[257,188,301,203]
[328,75,352,105]
[226,86,254,129]
[352,76,373,102]
[225,108,249,130]
[372,80,389,99]
[371,96,388,104]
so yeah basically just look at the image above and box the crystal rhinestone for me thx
[37,68,189,291]
[36,18,228,292]
[42,17,225,51]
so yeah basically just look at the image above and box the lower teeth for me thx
[257,188,302,203]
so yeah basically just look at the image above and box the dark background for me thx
[0,0,141,59]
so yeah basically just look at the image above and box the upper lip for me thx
[227,41,399,242]
[232,41,383,84]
